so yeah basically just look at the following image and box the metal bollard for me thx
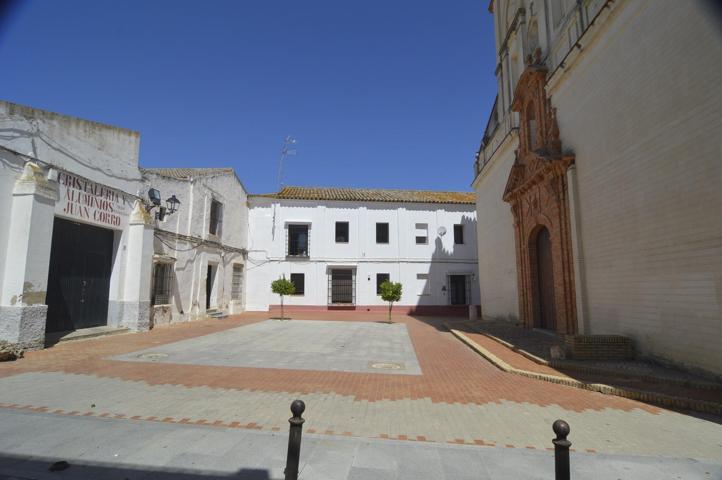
[284,399,306,480]
[552,419,571,480]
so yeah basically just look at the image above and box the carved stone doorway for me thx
[503,49,577,335]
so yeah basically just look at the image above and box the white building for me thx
[140,168,248,324]
[246,187,479,314]
[0,101,154,348]
[473,0,722,374]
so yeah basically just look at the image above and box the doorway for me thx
[534,227,556,330]
[45,218,114,333]
[206,264,217,310]
[448,275,468,305]
[329,269,354,304]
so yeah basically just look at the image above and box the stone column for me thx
[119,200,154,331]
[0,162,57,350]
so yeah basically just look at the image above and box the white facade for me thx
[473,0,722,375]
[246,194,479,313]
[141,169,249,325]
[0,100,154,348]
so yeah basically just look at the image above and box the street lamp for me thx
[146,189,181,221]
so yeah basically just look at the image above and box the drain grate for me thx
[137,352,169,360]
[369,361,404,370]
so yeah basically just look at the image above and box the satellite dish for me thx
[437,226,447,236]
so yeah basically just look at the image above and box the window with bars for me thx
[209,199,223,236]
[231,264,243,300]
[287,224,310,257]
[152,263,173,305]
[376,273,390,295]
[328,269,355,304]
[376,223,389,244]
[290,273,305,295]
[454,224,464,245]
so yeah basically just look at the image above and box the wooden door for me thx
[46,218,113,332]
[449,275,467,305]
[535,227,556,330]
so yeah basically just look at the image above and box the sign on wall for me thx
[55,171,132,229]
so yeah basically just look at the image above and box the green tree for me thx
[379,280,402,323]
[271,276,295,319]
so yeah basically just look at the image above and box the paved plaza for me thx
[112,320,421,375]
[0,313,721,479]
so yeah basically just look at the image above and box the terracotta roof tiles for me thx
[253,186,475,205]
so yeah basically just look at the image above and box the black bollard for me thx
[552,419,571,480]
[284,400,305,480]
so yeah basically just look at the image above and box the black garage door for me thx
[45,218,114,333]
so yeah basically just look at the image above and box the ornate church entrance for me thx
[503,49,577,335]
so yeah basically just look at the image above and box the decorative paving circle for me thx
[136,352,169,360]
[369,362,404,370]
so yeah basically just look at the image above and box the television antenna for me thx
[277,136,297,189]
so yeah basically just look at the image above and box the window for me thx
[152,263,173,305]
[417,273,430,295]
[209,199,223,236]
[415,223,428,244]
[287,224,309,257]
[526,102,537,150]
[335,221,349,243]
[290,273,305,295]
[376,273,390,295]
[231,264,243,300]
[376,223,389,244]
[454,224,464,245]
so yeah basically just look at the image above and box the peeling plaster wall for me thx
[0,101,151,347]
[143,171,248,324]
[0,101,143,194]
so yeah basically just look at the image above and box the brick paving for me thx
[0,312,721,459]
[454,320,722,405]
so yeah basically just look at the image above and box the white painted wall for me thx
[142,170,248,324]
[548,0,722,374]
[0,101,152,348]
[246,197,479,312]
[476,0,722,374]
[473,136,519,321]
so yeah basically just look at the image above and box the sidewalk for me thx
[1,409,719,480]
[447,320,722,416]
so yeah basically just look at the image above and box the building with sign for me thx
[472,1,722,375]
[246,187,479,314]
[0,100,154,349]
[140,168,248,325]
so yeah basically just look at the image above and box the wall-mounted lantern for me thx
[146,188,181,221]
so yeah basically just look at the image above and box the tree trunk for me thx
[281,296,284,320]
[388,302,392,323]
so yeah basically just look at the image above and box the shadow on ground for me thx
[0,452,273,480]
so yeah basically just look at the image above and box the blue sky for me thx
[1,1,497,193]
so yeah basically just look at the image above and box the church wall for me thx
[548,0,722,374]
[473,136,519,321]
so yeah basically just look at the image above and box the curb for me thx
[446,326,722,416]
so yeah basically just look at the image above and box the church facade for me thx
[473,0,722,375]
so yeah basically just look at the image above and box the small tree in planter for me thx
[271,276,295,320]
[379,280,402,323]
